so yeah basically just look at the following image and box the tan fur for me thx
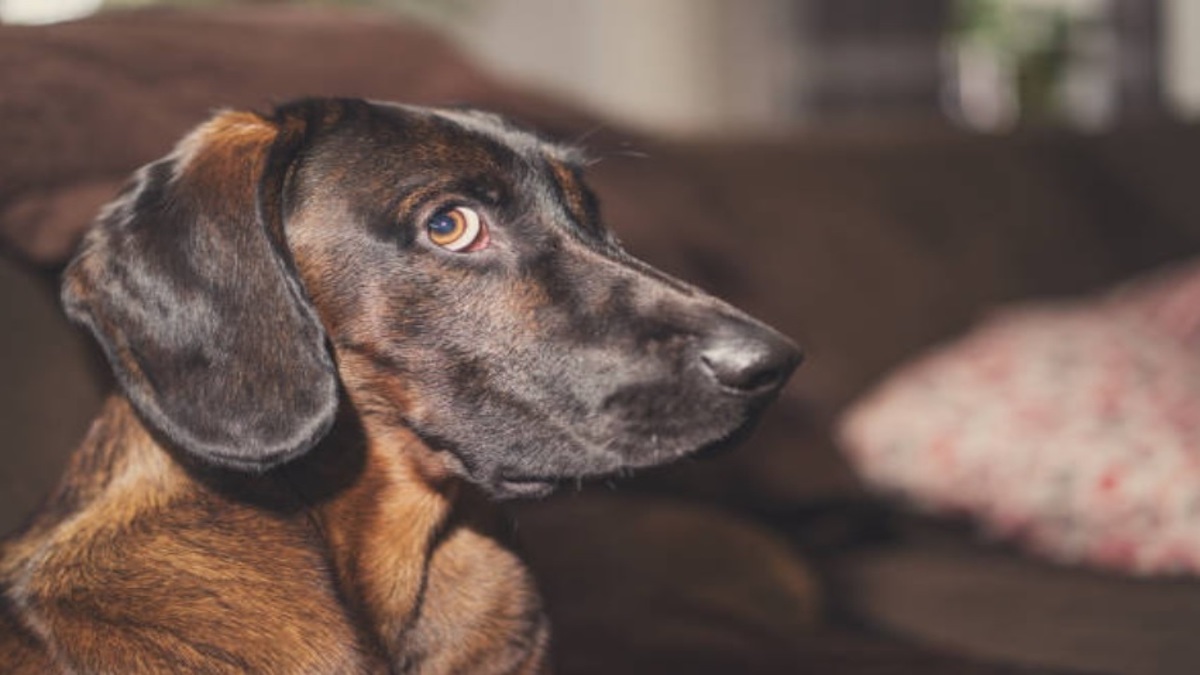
[2,399,369,672]
[547,160,592,227]
[0,110,549,673]
[171,110,279,183]
[0,392,547,673]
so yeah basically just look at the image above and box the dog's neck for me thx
[302,419,545,671]
[5,396,546,673]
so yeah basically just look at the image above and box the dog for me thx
[0,97,799,673]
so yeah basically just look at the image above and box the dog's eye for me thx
[426,206,486,252]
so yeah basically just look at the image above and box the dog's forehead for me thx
[276,99,609,244]
[359,102,609,242]
[382,102,584,165]
[430,108,581,164]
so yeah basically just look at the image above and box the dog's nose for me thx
[698,324,802,394]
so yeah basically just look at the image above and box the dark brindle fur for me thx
[0,98,799,673]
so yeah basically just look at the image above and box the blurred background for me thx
[5,2,1200,673]
[0,0,1192,137]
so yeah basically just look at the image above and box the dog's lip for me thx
[487,386,786,498]
[494,476,558,499]
[493,416,768,493]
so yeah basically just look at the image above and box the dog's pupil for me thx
[430,214,456,235]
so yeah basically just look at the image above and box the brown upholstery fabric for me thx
[837,520,1200,675]
[599,129,1200,510]
[515,494,1085,674]
[0,256,102,532]
[0,6,604,265]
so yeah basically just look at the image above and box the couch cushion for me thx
[0,256,101,535]
[840,259,1200,575]
[838,520,1200,675]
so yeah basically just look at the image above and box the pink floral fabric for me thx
[838,261,1200,576]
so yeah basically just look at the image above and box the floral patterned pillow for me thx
[838,261,1200,575]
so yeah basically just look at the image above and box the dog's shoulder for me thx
[0,398,377,673]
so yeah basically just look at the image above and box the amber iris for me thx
[426,206,484,252]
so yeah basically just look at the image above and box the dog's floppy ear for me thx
[61,110,337,471]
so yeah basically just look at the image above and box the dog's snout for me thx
[698,324,801,394]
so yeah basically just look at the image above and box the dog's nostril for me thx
[698,329,802,394]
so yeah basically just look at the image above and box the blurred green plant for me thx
[950,0,1077,124]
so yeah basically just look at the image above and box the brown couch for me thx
[4,8,1200,674]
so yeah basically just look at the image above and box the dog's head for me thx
[63,98,799,498]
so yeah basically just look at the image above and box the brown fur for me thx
[0,397,546,673]
[0,109,548,674]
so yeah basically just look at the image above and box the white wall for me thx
[447,0,794,135]
[451,0,1200,132]
[0,0,102,24]
[1165,0,1200,118]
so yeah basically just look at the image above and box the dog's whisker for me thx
[611,149,652,160]
[571,123,608,147]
